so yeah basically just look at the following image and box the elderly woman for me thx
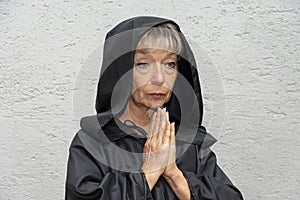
[66,16,243,200]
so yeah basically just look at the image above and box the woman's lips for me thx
[149,93,165,99]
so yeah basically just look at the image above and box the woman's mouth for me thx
[149,93,165,99]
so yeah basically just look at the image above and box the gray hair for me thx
[136,23,183,55]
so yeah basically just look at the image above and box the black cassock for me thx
[65,16,244,199]
[65,113,243,200]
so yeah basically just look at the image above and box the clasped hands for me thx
[141,107,180,190]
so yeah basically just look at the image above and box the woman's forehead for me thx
[135,48,177,57]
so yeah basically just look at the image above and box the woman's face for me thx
[131,48,178,109]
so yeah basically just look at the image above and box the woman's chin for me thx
[147,102,165,109]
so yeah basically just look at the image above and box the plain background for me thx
[1,0,299,199]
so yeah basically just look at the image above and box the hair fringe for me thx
[136,23,183,54]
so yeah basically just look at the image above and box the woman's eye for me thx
[136,63,149,69]
[165,62,176,69]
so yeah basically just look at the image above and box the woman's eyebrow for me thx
[164,52,177,58]
[135,50,177,59]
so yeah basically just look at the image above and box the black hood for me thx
[95,16,204,127]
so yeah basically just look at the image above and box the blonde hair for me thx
[136,23,183,55]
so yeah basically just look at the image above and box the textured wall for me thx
[1,0,299,199]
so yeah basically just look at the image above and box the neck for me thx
[118,98,153,131]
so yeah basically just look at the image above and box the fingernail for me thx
[153,111,157,117]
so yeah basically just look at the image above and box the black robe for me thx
[65,16,244,199]
[66,112,243,199]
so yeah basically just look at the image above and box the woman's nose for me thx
[150,63,164,85]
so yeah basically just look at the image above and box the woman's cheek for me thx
[167,90,172,100]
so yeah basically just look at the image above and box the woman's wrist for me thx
[163,166,181,181]
[143,171,161,190]
[163,167,181,183]
[163,169,191,200]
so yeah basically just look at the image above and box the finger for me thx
[162,121,170,145]
[143,139,153,162]
[164,111,170,141]
[153,107,161,137]
[153,108,163,148]
[144,136,155,154]
[165,122,176,166]
[156,108,166,146]
[166,111,169,124]
[157,107,163,133]
[158,108,166,133]
[160,107,166,130]
[148,109,155,119]
[169,122,175,143]
[149,111,157,137]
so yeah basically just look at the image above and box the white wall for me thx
[1,0,299,199]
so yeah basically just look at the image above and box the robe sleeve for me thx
[65,133,152,200]
[181,148,243,200]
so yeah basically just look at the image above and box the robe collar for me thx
[80,112,217,148]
